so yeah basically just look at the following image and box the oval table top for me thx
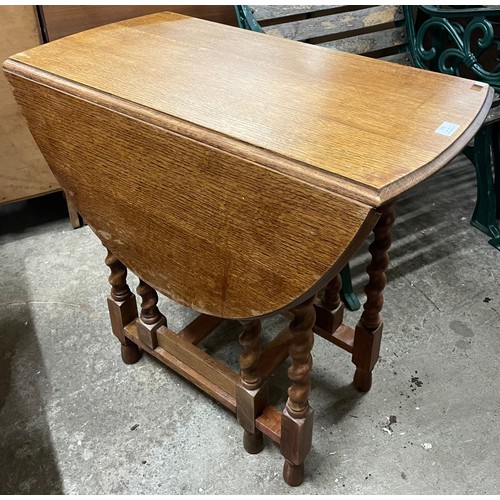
[3,12,493,318]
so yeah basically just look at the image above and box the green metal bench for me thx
[236,5,500,253]
[236,5,412,62]
[405,5,500,250]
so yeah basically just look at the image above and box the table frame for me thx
[104,202,395,486]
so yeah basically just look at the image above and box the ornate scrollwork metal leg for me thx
[465,126,500,249]
[352,202,395,392]
[104,248,142,364]
[492,122,500,220]
[236,319,267,454]
[281,295,315,487]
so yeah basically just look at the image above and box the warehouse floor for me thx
[1,154,499,494]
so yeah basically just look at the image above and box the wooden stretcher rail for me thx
[124,317,284,444]
[3,11,494,487]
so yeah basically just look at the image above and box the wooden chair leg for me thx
[281,295,315,487]
[104,248,142,364]
[352,202,395,392]
[236,319,267,454]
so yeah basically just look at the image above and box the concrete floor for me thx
[0,154,499,494]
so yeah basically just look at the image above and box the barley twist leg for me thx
[236,319,267,454]
[104,248,141,364]
[281,295,315,487]
[136,279,166,349]
[352,202,395,392]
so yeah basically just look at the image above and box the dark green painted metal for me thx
[464,126,500,250]
[405,6,500,90]
[493,122,500,219]
[340,263,361,312]
[234,6,264,32]
[405,5,500,250]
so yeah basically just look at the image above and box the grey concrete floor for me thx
[0,154,499,494]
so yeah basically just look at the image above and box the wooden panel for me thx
[263,5,404,41]
[0,5,58,204]
[319,26,407,55]
[250,5,339,21]
[40,5,238,41]
[4,13,492,203]
[380,51,413,65]
[4,69,376,319]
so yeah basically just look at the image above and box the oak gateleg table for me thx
[3,12,492,486]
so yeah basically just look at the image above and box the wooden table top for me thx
[4,12,493,206]
[3,13,493,318]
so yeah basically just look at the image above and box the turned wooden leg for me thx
[315,273,345,334]
[236,319,267,454]
[352,202,395,392]
[322,273,341,311]
[281,295,315,487]
[104,248,142,364]
[136,280,167,349]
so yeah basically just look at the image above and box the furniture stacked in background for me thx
[0,7,64,218]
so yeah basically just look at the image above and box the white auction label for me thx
[435,122,460,137]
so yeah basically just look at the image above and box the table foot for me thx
[283,460,304,487]
[243,429,264,454]
[353,368,372,393]
[488,235,500,250]
[352,322,382,393]
[104,247,143,364]
[340,264,361,311]
[121,342,142,364]
[466,126,500,248]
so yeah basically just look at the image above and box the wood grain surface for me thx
[2,12,493,319]
[5,12,492,205]
[0,5,58,204]
[260,5,404,41]
[5,72,377,319]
